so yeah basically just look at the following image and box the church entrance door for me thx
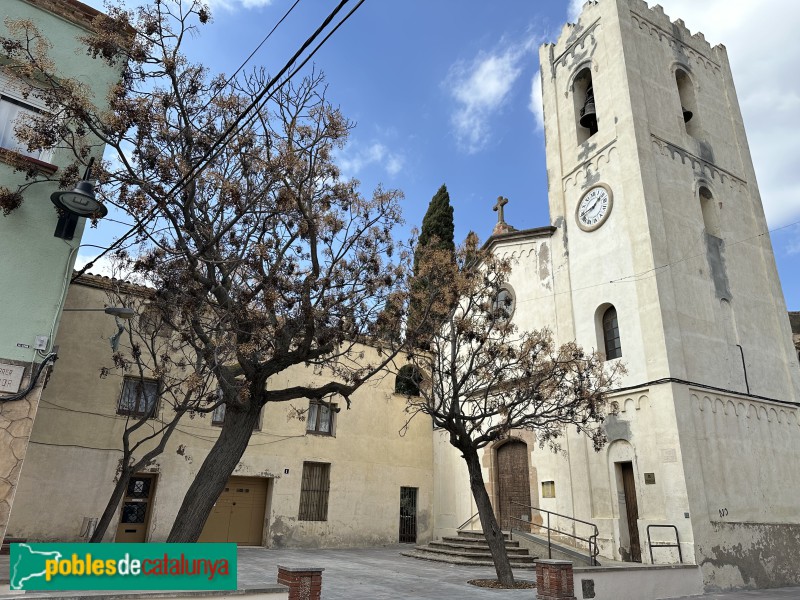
[496,440,531,530]
[620,462,642,562]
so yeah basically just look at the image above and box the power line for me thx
[164,0,356,202]
[72,0,364,282]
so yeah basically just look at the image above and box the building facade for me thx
[0,0,121,543]
[6,275,434,548]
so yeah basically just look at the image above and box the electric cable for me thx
[71,0,364,283]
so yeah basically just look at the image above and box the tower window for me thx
[676,68,699,137]
[573,67,598,143]
[602,306,622,360]
[699,186,720,238]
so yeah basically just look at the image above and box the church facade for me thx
[436,0,800,590]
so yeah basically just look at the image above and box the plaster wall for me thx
[0,0,121,545]
[674,384,800,588]
[7,279,434,549]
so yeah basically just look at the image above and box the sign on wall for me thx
[0,362,25,394]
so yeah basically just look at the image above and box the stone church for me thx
[435,0,800,590]
[5,0,800,593]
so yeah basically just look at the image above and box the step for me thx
[443,535,519,547]
[0,537,26,555]
[416,545,537,563]
[457,530,510,541]
[401,549,536,569]
[429,541,530,555]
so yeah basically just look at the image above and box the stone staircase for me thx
[401,530,537,569]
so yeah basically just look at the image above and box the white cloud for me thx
[446,38,537,153]
[529,69,544,130]
[337,142,404,178]
[564,0,800,228]
[202,0,272,10]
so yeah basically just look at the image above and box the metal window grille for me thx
[298,462,330,521]
[399,487,417,543]
[117,378,159,417]
[603,306,622,359]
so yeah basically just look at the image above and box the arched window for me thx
[572,67,598,143]
[675,68,699,137]
[492,285,516,322]
[602,306,622,360]
[699,185,720,237]
[395,365,421,396]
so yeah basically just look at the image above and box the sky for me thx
[76,0,800,310]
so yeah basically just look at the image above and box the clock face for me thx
[576,184,613,231]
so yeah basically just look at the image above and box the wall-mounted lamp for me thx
[62,306,137,351]
[62,306,136,320]
[51,157,108,240]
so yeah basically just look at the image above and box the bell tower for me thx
[539,0,800,399]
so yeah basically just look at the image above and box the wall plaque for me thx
[660,448,677,463]
[0,363,25,394]
[644,472,656,485]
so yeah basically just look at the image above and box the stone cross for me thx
[493,196,509,224]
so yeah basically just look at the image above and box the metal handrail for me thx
[456,511,481,532]
[510,501,600,566]
[646,524,682,564]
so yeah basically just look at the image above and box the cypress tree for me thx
[415,184,455,270]
[408,184,456,346]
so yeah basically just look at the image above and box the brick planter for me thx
[536,559,575,600]
[277,565,324,600]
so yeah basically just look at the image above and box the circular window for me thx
[493,286,516,321]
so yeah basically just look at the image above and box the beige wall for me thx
[7,277,434,548]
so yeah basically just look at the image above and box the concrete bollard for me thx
[535,559,575,600]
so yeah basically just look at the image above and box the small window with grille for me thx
[299,462,330,521]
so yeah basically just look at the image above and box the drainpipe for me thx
[736,344,750,395]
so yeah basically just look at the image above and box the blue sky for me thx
[77,0,800,310]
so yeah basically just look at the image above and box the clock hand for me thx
[580,197,600,218]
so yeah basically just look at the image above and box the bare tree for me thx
[90,285,218,542]
[1,0,420,542]
[400,234,624,587]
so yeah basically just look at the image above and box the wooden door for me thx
[496,440,531,530]
[620,462,642,562]
[199,476,269,545]
[115,474,156,543]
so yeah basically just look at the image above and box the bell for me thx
[579,86,597,133]
[682,106,693,123]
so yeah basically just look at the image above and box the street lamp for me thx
[62,306,137,351]
[62,306,136,319]
[51,157,108,240]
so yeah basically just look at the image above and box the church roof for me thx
[483,225,556,252]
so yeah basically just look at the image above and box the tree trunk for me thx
[167,403,260,542]
[463,447,515,586]
[90,468,132,542]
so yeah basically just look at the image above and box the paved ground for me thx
[4,546,800,599]
[239,546,535,599]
